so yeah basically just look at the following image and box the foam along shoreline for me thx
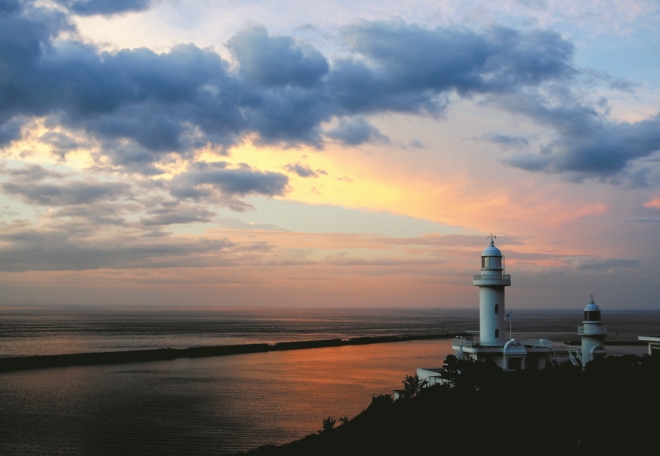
[0,333,465,373]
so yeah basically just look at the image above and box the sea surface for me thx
[1,306,658,455]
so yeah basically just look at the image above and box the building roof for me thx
[417,368,444,374]
[638,336,660,342]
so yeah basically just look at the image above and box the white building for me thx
[417,238,605,385]
[638,336,660,356]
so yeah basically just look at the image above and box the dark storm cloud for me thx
[0,0,22,14]
[98,142,167,175]
[325,117,389,145]
[0,118,25,146]
[501,91,660,178]
[0,4,577,155]
[170,162,289,200]
[1,3,656,181]
[53,0,153,16]
[1,180,131,206]
[338,21,575,102]
[227,23,329,88]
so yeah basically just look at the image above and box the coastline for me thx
[0,333,465,373]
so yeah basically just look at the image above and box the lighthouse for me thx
[579,295,608,365]
[417,238,602,384]
[473,235,511,346]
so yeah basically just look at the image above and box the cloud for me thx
[562,256,641,271]
[53,0,153,17]
[338,20,575,102]
[141,206,216,226]
[1,180,131,206]
[226,23,329,88]
[624,217,660,223]
[325,117,390,145]
[0,222,239,271]
[644,199,660,210]
[0,4,582,167]
[481,132,529,148]
[336,176,354,183]
[40,131,81,157]
[503,104,660,178]
[0,117,25,146]
[51,203,130,226]
[216,218,287,231]
[170,162,289,200]
[0,0,22,14]
[1,163,64,181]
[1,5,655,182]
[284,162,326,178]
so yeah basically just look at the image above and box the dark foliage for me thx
[234,355,660,456]
[320,416,336,433]
[401,374,427,397]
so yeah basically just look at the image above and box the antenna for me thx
[589,293,595,303]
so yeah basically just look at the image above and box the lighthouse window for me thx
[584,310,601,321]
[482,257,501,269]
[495,304,499,314]
[495,329,499,338]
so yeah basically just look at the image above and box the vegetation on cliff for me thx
[236,355,660,456]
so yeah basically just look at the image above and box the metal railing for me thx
[473,274,511,280]
[578,325,608,335]
[550,346,581,356]
[568,350,580,367]
[521,339,553,348]
[452,337,507,349]
[452,337,479,348]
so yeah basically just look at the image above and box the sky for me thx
[0,0,659,309]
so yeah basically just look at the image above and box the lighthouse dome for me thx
[584,302,600,312]
[482,240,502,257]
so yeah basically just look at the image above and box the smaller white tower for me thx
[579,295,607,365]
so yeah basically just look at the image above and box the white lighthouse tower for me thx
[473,235,511,345]
[579,295,607,365]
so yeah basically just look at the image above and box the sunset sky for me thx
[1,0,659,308]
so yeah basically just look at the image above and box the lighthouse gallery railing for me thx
[473,274,511,280]
[452,337,553,349]
[577,326,608,335]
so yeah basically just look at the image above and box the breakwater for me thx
[0,333,464,373]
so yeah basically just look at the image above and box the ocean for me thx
[0,306,657,455]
